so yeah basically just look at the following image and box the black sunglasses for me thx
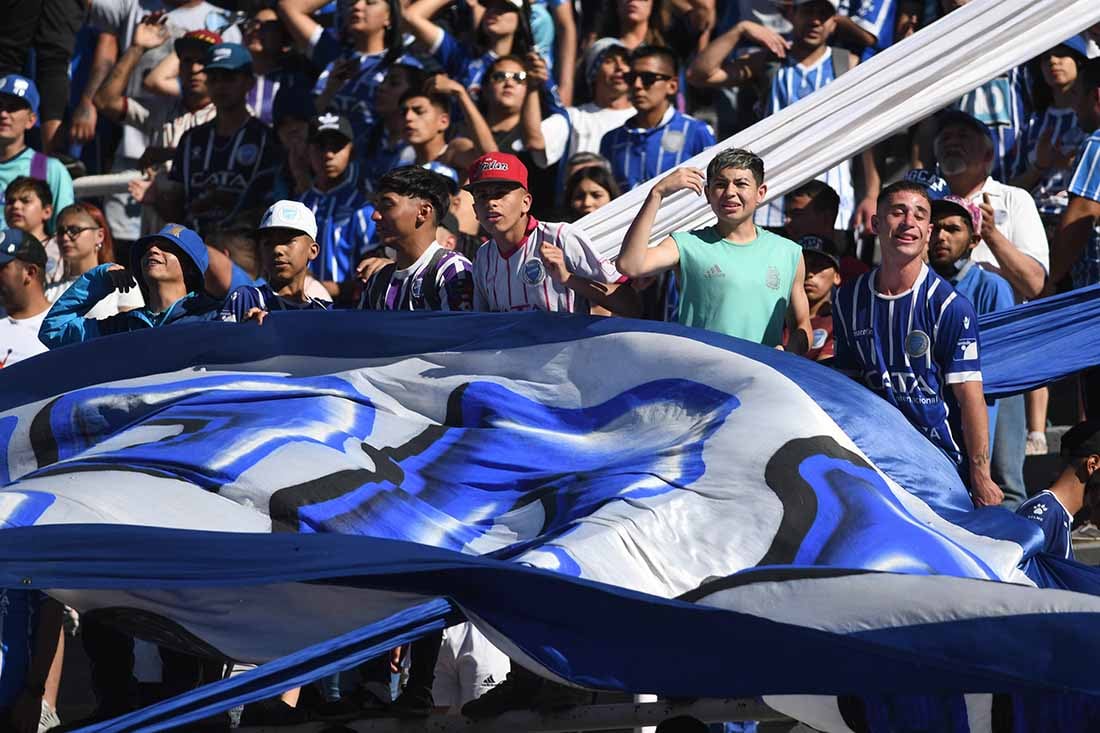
[58,225,100,240]
[624,71,673,87]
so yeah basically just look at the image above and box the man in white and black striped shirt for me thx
[359,167,474,312]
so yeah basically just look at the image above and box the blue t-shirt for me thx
[599,108,715,192]
[951,261,1015,317]
[833,265,983,466]
[218,283,332,322]
[1068,129,1100,288]
[313,50,391,143]
[954,65,1031,182]
[433,30,497,99]
[837,0,896,60]
[1017,490,1072,560]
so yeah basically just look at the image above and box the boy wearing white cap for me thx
[219,201,331,324]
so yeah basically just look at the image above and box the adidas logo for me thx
[483,675,497,685]
[704,264,725,279]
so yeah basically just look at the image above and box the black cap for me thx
[1061,420,1100,459]
[799,234,840,269]
[935,109,994,143]
[0,228,45,269]
[309,112,354,143]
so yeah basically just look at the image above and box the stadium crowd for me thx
[2,0,1100,729]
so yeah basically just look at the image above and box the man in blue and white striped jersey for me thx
[833,179,1003,507]
[599,46,715,192]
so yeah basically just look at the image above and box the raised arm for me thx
[95,18,170,121]
[686,21,787,89]
[1048,194,1100,291]
[617,168,703,279]
[550,1,577,106]
[402,0,452,48]
[142,50,181,98]
[428,73,497,155]
[73,31,119,142]
[276,0,329,53]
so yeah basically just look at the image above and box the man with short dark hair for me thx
[220,201,331,324]
[0,229,50,366]
[599,46,715,191]
[832,180,1002,507]
[359,167,474,312]
[159,43,281,236]
[618,148,811,351]
[39,223,220,347]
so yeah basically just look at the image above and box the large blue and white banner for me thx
[2,310,1100,732]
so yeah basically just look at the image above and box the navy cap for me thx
[799,235,840,269]
[904,168,951,201]
[205,43,253,73]
[0,74,39,116]
[0,228,45,268]
[132,223,209,294]
[935,109,994,143]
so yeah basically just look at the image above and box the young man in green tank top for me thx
[618,148,812,352]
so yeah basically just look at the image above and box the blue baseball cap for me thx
[0,74,39,116]
[205,43,253,73]
[904,169,951,201]
[0,228,45,268]
[1054,35,1090,60]
[132,223,209,294]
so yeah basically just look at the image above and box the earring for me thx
[96,244,102,250]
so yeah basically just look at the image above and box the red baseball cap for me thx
[465,153,529,191]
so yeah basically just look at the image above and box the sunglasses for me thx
[624,71,673,87]
[58,225,100,240]
[490,70,528,84]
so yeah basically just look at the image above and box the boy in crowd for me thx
[832,180,1002,507]
[464,152,637,316]
[3,176,59,283]
[298,113,376,300]
[0,75,73,230]
[0,230,50,366]
[398,88,471,184]
[782,179,869,282]
[599,47,715,192]
[617,148,812,352]
[359,168,474,312]
[159,44,280,236]
[797,235,842,361]
[1018,420,1100,568]
[220,201,332,324]
[39,223,220,347]
[928,195,1015,318]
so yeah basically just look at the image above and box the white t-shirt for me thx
[473,218,622,313]
[44,276,145,320]
[431,623,510,710]
[0,309,49,365]
[965,177,1050,284]
[566,102,635,160]
[505,113,571,169]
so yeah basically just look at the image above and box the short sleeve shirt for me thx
[1016,490,1072,560]
[1068,129,1100,288]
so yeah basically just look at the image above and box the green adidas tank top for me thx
[672,226,802,346]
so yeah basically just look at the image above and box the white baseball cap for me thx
[257,200,318,240]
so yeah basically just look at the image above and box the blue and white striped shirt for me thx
[954,65,1031,183]
[299,163,377,283]
[837,0,895,59]
[599,107,715,192]
[1011,106,1085,221]
[1068,129,1100,288]
[833,264,983,467]
[757,48,853,228]
[431,29,497,100]
[313,50,390,144]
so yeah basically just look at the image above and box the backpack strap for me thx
[420,247,452,311]
[30,151,48,181]
[831,47,851,77]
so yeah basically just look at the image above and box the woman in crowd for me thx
[564,164,620,221]
[587,0,668,52]
[404,0,535,98]
[313,0,404,142]
[45,203,143,318]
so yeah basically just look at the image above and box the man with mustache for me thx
[934,109,1048,510]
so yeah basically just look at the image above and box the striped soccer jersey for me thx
[169,117,280,236]
[832,264,983,466]
[431,29,497,99]
[837,0,895,59]
[1068,128,1100,288]
[361,243,474,312]
[1012,106,1085,221]
[473,217,622,313]
[313,50,390,142]
[599,107,716,192]
[955,65,1031,182]
[299,162,377,283]
[757,47,853,229]
[218,283,332,322]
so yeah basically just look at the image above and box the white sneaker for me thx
[39,700,60,733]
[1025,431,1048,456]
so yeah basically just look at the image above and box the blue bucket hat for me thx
[0,74,39,117]
[131,223,209,294]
